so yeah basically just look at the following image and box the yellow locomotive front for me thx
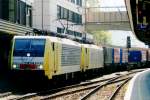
[11,36,46,71]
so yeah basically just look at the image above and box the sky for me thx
[110,31,148,48]
[99,0,126,12]
[100,0,125,7]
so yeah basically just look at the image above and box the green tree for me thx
[90,31,112,45]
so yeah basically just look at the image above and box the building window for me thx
[18,0,26,25]
[68,10,73,21]
[57,27,62,33]
[0,0,32,26]
[57,6,61,19]
[27,5,32,27]
[74,31,82,37]
[57,27,82,37]
[0,0,9,20]
[76,0,82,6]
[76,0,79,5]
[57,5,82,24]
[79,15,82,24]
[60,6,64,19]
[68,0,82,6]
[79,0,82,6]
[67,30,74,35]
[63,8,68,19]
[57,27,64,34]
[71,0,75,3]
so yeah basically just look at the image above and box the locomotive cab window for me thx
[13,39,46,57]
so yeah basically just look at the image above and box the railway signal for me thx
[127,36,131,48]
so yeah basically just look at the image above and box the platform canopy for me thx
[0,19,33,35]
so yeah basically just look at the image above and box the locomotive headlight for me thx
[13,64,17,69]
[38,65,43,69]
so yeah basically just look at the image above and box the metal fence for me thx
[85,6,128,23]
[85,6,130,31]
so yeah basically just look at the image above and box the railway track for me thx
[108,78,130,100]
[0,92,12,98]
[80,77,131,100]
[0,76,119,100]
[11,76,120,100]
[0,69,145,100]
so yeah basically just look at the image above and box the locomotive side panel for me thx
[89,46,104,69]
[61,44,81,74]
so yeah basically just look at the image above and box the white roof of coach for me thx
[47,37,81,46]
[82,44,102,50]
[61,38,81,46]
[15,36,81,47]
[91,45,103,50]
[14,36,48,39]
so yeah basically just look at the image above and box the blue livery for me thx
[128,51,142,63]
[112,48,114,64]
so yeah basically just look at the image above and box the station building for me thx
[32,0,84,38]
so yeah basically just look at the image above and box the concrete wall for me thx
[33,0,85,33]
